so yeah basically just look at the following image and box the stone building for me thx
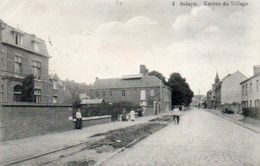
[241,66,260,108]
[90,65,172,113]
[0,19,64,103]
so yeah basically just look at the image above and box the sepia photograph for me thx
[0,0,259,165]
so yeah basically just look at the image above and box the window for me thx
[255,99,260,107]
[1,84,4,102]
[53,96,58,103]
[13,33,22,45]
[245,84,248,95]
[13,85,22,102]
[33,42,40,52]
[53,81,58,90]
[95,91,99,98]
[150,89,155,97]
[109,91,112,97]
[31,60,41,79]
[257,80,259,92]
[14,55,22,74]
[102,91,105,97]
[250,100,252,107]
[122,90,126,96]
[140,90,146,100]
[250,83,252,94]
[242,85,244,96]
[34,88,41,103]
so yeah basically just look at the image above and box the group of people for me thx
[122,108,136,121]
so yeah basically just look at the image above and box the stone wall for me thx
[0,103,111,142]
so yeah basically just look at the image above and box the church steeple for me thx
[215,72,220,84]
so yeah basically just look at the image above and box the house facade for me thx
[221,71,247,105]
[241,66,260,108]
[90,65,172,112]
[206,71,247,109]
[49,74,65,103]
[0,19,64,103]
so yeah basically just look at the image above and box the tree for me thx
[63,79,91,102]
[21,74,35,102]
[167,73,194,107]
[149,70,166,84]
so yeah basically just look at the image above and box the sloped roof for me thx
[81,99,105,105]
[91,76,162,89]
[241,73,260,84]
[222,71,247,82]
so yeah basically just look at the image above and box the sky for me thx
[0,0,259,95]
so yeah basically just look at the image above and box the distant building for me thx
[241,66,260,108]
[90,65,172,113]
[221,71,247,105]
[206,71,247,109]
[191,95,205,107]
[0,19,63,103]
[49,74,65,103]
[206,73,221,109]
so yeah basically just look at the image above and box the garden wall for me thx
[0,103,111,142]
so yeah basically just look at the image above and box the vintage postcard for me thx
[0,0,259,165]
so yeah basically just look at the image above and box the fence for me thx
[81,102,145,121]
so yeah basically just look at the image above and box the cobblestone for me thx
[104,109,260,166]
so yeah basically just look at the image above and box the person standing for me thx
[130,109,136,121]
[172,106,181,124]
[75,109,83,129]
[122,108,127,121]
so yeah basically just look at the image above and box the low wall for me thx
[242,107,260,120]
[72,116,112,126]
[0,103,111,142]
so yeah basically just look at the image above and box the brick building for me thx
[90,65,172,113]
[0,19,64,103]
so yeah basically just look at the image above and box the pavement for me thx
[0,112,171,165]
[207,109,260,133]
[104,108,260,166]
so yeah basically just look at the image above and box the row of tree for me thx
[149,71,194,107]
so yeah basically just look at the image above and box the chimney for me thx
[95,77,99,80]
[140,65,149,76]
[254,65,260,76]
